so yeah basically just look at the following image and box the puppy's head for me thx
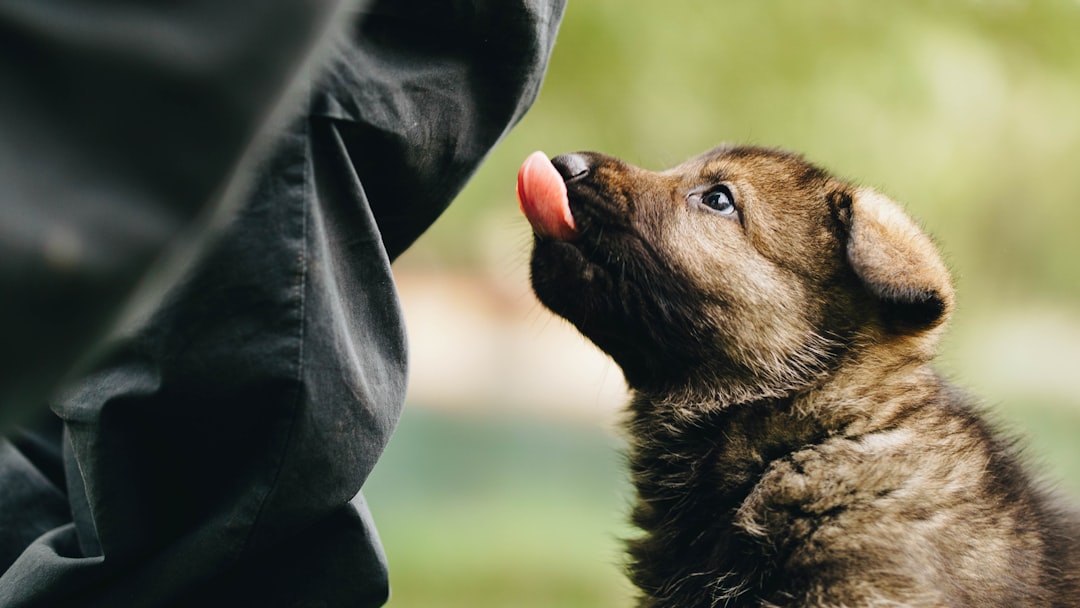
[523,146,953,401]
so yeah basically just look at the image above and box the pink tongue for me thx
[517,151,576,240]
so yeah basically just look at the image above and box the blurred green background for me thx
[369,2,1080,606]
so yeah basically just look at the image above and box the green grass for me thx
[364,408,636,608]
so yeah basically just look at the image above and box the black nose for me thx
[551,153,591,182]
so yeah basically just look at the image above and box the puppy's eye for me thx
[703,187,737,216]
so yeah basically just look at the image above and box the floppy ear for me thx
[831,187,954,332]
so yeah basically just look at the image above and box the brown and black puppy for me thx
[518,146,1080,607]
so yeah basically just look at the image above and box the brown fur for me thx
[528,146,1080,607]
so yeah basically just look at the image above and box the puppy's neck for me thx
[793,338,947,435]
[630,327,943,433]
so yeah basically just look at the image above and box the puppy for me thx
[517,146,1080,607]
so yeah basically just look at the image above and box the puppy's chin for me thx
[530,237,707,391]
[529,237,627,360]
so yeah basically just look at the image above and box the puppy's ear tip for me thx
[844,188,954,333]
[877,286,952,332]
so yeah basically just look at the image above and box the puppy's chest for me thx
[629,403,842,548]
[731,439,908,551]
[628,405,917,587]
